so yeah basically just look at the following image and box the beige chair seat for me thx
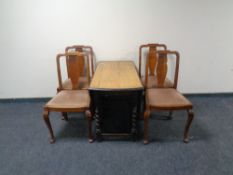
[147,88,192,110]
[141,75,173,88]
[60,77,90,90]
[45,90,90,111]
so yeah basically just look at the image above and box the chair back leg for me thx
[143,109,150,144]
[85,110,93,143]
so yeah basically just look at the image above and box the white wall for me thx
[0,0,233,98]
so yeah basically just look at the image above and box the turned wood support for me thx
[183,110,194,143]
[131,106,138,141]
[95,108,102,142]
[43,110,55,144]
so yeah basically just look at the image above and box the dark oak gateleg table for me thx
[89,61,144,141]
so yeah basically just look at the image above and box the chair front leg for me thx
[43,109,55,143]
[85,110,93,143]
[183,110,194,143]
[143,109,151,145]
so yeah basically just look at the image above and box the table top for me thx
[89,61,143,90]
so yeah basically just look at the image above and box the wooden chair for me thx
[139,43,174,88]
[140,43,173,119]
[43,52,93,143]
[143,50,194,144]
[57,45,94,92]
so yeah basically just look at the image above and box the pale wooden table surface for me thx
[89,61,143,90]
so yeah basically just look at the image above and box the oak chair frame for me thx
[43,52,93,144]
[143,50,194,144]
[140,43,175,119]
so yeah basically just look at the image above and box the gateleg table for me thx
[89,61,144,141]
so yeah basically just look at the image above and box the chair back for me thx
[139,43,167,77]
[56,52,90,90]
[65,45,94,77]
[145,50,180,89]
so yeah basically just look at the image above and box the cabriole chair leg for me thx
[183,110,194,143]
[43,110,55,144]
